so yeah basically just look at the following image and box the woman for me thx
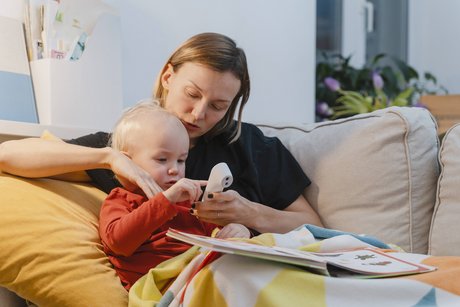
[0,33,322,233]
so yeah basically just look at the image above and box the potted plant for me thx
[315,53,448,121]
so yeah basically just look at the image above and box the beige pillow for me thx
[429,123,460,256]
[258,107,439,254]
[0,173,127,306]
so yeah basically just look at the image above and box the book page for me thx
[166,229,436,277]
[312,249,434,275]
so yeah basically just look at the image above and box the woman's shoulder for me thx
[204,121,277,150]
[239,122,278,146]
[240,121,262,134]
[66,131,111,148]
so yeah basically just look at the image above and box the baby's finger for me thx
[215,227,231,238]
[198,180,208,187]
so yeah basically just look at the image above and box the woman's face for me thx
[161,62,241,146]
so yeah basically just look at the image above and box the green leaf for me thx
[424,72,437,83]
[391,55,419,81]
[392,98,409,107]
[364,96,374,109]
[336,91,370,114]
[396,87,415,100]
[370,53,386,66]
[331,109,358,119]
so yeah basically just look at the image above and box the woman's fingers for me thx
[136,175,162,198]
[193,196,236,225]
[110,150,163,197]
[193,190,258,229]
[125,167,162,198]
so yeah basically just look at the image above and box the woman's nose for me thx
[191,100,206,122]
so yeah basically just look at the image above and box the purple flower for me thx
[324,77,341,92]
[413,101,427,109]
[372,71,384,90]
[316,101,333,117]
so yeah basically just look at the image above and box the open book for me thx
[166,228,436,278]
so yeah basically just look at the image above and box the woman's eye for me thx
[178,159,186,164]
[211,103,225,111]
[186,91,199,99]
[156,158,167,163]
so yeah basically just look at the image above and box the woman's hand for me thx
[193,190,323,233]
[109,150,163,198]
[193,190,259,227]
[216,223,251,239]
[163,178,208,203]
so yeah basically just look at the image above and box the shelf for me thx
[0,119,99,142]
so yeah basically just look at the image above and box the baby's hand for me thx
[162,178,207,203]
[216,223,251,239]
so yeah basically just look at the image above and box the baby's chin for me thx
[162,180,178,190]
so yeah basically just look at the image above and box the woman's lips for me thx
[182,121,200,131]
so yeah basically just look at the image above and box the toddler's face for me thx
[129,118,189,191]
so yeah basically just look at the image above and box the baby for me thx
[98,100,249,290]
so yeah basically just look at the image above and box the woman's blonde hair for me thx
[109,99,173,151]
[153,32,250,143]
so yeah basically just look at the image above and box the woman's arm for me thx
[0,138,162,198]
[194,191,323,233]
[0,138,112,177]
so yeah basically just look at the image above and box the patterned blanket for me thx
[129,226,460,307]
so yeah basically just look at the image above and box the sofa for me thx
[1,106,459,306]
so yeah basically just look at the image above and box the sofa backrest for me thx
[258,106,439,254]
[429,123,460,256]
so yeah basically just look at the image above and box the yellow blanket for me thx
[129,227,460,307]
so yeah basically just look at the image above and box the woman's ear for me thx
[161,63,174,90]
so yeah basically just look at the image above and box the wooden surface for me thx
[420,95,460,134]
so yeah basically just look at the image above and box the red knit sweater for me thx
[99,187,216,290]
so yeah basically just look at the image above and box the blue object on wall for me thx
[0,70,37,123]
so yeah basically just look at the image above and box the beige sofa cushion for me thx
[258,107,439,254]
[429,124,460,256]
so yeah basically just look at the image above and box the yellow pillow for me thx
[0,173,127,306]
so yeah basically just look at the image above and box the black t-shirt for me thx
[67,122,310,210]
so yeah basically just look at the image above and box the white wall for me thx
[4,1,460,126]
[108,0,316,124]
[341,0,367,68]
[1,0,316,126]
[0,1,23,20]
[408,0,460,94]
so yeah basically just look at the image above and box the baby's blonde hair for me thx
[109,99,181,152]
